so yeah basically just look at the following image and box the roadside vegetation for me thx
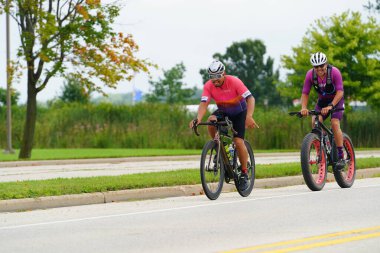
[0,157,379,200]
[0,148,202,161]
[1,104,379,154]
[0,147,376,162]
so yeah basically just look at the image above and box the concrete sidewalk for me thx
[1,167,379,213]
[1,150,379,182]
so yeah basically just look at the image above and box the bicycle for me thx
[289,109,356,191]
[192,117,255,200]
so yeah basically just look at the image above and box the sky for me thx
[0,0,369,103]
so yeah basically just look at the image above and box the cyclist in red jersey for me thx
[189,60,259,190]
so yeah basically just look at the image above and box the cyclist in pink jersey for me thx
[189,60,258,190]
[300,52,345,169]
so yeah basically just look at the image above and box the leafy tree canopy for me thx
[59,76,91,103]
[146,62,196,104]
[200,39,282,106]
[281,11,380,108]
[0,0,154,158]
[364,0,380,14]
[0,0,153,93]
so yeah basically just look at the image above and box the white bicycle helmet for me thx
[208,60,225,75]
[310,52,327,66]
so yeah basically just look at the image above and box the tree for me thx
[0,87,20,106]
[146,63,196,104]
[59,77,91,103]
[364,0,380,14]
[200,39,282,106]
[281,11,380,108]
[0,0,152,158]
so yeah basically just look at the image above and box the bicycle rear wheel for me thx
[301,133,327,191]
[200,140,224,200]
[235,140,255,197]
[333,133,356,188]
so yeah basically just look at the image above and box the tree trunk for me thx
[19,77,37,159]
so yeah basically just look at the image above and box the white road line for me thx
[1,183,380,231]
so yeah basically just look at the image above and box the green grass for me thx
[0,148,202,161]
[0,148,301,161]
[0,157,379,200]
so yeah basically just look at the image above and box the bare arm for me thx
[245,96,259,128]
[321,90,344,115]
[300,93,309,116]
[196,102,209,122]
[301,93,309,109]
[331,90,344,107]
[246,96,255,117]
[189,102,209,128]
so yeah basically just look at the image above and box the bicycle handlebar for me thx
[289,108,344,118]
[192,118,238,136]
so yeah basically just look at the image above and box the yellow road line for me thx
[260,231,380,253]
[222,225,380,253]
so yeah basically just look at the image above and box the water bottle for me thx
[228,144,234,165]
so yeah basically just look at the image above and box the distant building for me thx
[349,101,367,111]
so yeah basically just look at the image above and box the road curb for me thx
[1,168,379,213]
[0,193,105,213]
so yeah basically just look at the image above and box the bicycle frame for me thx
[311,116,335,166]
[193,117,256,198]
[193,118,238,180]
[214,130,236,180]
[289,109,344,167]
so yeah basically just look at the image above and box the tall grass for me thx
[0,103,379,150]
[346,111,380,147]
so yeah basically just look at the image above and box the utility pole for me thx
[4,0,14,154]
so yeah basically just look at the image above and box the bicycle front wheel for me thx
[301,133,327,191]
[200,140,224,200]
[333,133,356,188]
[236,140,255,197]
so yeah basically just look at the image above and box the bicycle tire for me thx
[200,140,224,200]
[301,133,327,191]
[333,133,356,188]
[235,140,255,197]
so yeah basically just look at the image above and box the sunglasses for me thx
[314,64,325,69]
[209,73,223,79]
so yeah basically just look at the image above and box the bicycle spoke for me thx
[200,141,224,200]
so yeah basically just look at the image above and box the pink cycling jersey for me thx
[201,75,252,116]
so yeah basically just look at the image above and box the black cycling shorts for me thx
[212,110,247,139]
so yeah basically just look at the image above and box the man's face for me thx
[209,73,225,87]
[314,63,327,77]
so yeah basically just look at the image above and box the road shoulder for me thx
[1,167,379,213]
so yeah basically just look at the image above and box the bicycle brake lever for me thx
[192,125,200,136]
[192,119,200,136]
[289,112,303,118]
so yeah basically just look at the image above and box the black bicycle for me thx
[289,109,356,191]
[192,117,255,200]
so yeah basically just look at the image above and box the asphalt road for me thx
[0,150,379,182]
[1,177,379,253]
